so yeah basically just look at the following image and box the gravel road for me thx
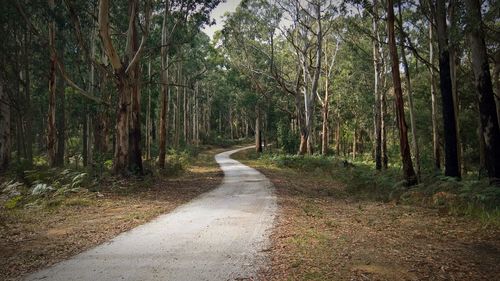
[25,146,276,281]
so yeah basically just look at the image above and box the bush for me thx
[277,121,300,154]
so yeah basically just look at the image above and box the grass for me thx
[233,149,500,281]
[233,149,500,225]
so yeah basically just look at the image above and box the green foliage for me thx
[255,151,500,222]
[277,121,300,154]
[4,195,23,209]
[162,149,192,176]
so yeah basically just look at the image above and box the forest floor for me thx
[233,150,500,281]
[0,147,224,281]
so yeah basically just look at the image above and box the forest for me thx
[0,0,499,280]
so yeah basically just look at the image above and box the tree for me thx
[371,0,383,169]
[0,75,10,171]
[47,0,57,167]
[433,0,460,178]
[387,0,417,185]
[465,0,500,184]
[98,0,151,174]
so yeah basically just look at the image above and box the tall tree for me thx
[372,0,383,169]
[433,0,460,178]
[47,0,57,167]
[98,0,150,174]
[398,0,420,179]
[0,75,10,171]
[387,0,417,185]
[465,0,500,184]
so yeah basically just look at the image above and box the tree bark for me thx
[398,0,420,180]
[47,0,57,167]
[255,107,262,153]
[352,127,357,160]
[158,4,170,168]
[387,0,417,185]
[55,70,65,167]
[98,0,149,175]
[183,79,188,144]
[465,0,500,184]
[83,111,88,166]
[494,51,500,126]
[127,0,143,174]
[429,21,441,171]
[23,27,33,166]
[298,1,322,155]
[146,60,151,160]
[0,77,10,171]
[372,0,382,169]
[381,55,389,169]
[435,0,460,178]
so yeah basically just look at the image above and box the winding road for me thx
[25,146,276,281]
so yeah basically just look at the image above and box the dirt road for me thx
[25,146,276,281]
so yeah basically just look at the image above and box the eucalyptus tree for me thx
[430,0,461,178]
[464,0,500,184]
[387,0,417,185]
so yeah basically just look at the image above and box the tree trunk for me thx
[387,0,417,185]
[465,0,500,184]
[146,60,151,160]
[0,78,10,171]
[381,58,389,169]
[321,38,339,155]
[435,0,460,178]
[158,6,169,168]
[183,79,188,144]
[98,0,149,175]
[429,21,441,171]
[126,0,143,174]
[494,51,500,125]
[448,2,462,173]
[23,28,33,166]
[113,78,130,173]
[255,107,262,153]
[298,2,322,155]
[352,127,357,160]
[335,112,341,156]
[372,0,382,169]
[55,40,65,167]
[47,0,57,167]
[175,71,181,148]
[398,0,420,180]
[321,94,329,155]
[83,112,88,166]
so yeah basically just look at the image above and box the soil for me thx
[233,152,500,281]
[0,149,224,281]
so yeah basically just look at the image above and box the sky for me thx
[202,0,242,40]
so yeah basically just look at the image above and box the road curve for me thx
[25,146,276,281]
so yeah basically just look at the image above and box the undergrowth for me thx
[0,145,217,210]
[237,150,500,226]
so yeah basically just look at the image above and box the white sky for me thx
[202,0,242,40]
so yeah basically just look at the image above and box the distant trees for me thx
[1,0,499,185]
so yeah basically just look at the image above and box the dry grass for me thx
[233,150,500,281]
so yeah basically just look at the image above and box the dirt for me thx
[0,149,224,281]
[233,153,500,281]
